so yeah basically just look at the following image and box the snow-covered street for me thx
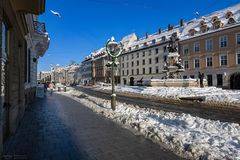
[58,88,240,160]
[97,85,240,107]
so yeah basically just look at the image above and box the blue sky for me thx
[38,0,240,71]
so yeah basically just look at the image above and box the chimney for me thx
[168,24,172,31]
[180,19,184,27]
[146,32,148,39]
[158,28,162,34]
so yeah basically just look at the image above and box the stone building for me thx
[89,34,137,85]
[92,48,109,83]
[120,26,183,85]
[0,0,49,154]
[179,4,240,89]
[81,57,93,85]
[38,71,51,83]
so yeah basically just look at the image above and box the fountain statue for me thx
[162,32,184,79]
[144,32,207,87]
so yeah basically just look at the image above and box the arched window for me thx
[228,17,236,24]
[188,29,197,36]
[212,16,219,23]
[199,20,206,27]
[225,11,233,19]
[211,16,223,30]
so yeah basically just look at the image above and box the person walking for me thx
[198,72,204,88]
[49,82,54,96]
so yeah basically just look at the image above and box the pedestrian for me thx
[198,72,204,88]
[49,82,54,96]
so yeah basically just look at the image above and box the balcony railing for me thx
[34,21,46,35]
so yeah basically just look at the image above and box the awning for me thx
[10,0,46,15]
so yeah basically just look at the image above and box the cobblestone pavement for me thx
[3,93,182,160]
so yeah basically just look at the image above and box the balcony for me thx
[33,21,50,57]
[34,21,46,35]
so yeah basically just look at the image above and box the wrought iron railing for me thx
[33,21,46,35]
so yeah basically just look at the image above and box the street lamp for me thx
[106,37,123,110]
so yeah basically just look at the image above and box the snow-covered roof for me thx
[81,3,240,60]
[180,3,240,40]
[126,27,182,53]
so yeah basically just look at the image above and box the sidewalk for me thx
[3,93,181,160]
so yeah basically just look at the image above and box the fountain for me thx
[145,32,207,87]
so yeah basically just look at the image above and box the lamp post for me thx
[64,68,68,92]
[106,37,123,110]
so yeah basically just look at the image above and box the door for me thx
[207,75,213,86]
[217,74,223,87]
[230,72,240,89]
[130,77,134,86]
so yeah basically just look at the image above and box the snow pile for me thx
[99,86,240,106]
[59,89,240,160]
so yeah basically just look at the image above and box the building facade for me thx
[81,57,93,85]
[120,27,183,85]
[179,4,240,89]
[0,0,49,155]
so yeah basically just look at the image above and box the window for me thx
[220,55,227,66]
[149,58,152,64]
[2,21,7,60]
[162,36,166,41]
[131,61,134,67]
[122,63,124,68]
[190,31,195,36]
[127,55,129,60]
[127,70,129,75]
[137,60,139,66]
[236,33,240,45]
[149,67,152,74]
[28,49,31,83]
[137,69,139,75]
[220,36,228,48]
[126,62,129,68]
[184,60,188,69]
[148,50,151,56]
[137,53,139,58]
[213,23,220,30]
[155,66,159,73]
[194,42,200,52]
[164,55,167,62]
[131,69,134,75]
[206,57,213,67]
[142,51,145,57]
[206,39,213,51]
[155,57,159,63]
[190,75,195,78]
[142,68,145,74]
[163,46,167,52]
[122,57,124,61]
[142,59,145,65]
[194,58,200,68]
[183,45,189,54]
[1,20,7,99]
[183,75,187,79]
[122,70,124,76]
[155,48,159,54]
[236,53,240,64]
[132,54,134,59]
